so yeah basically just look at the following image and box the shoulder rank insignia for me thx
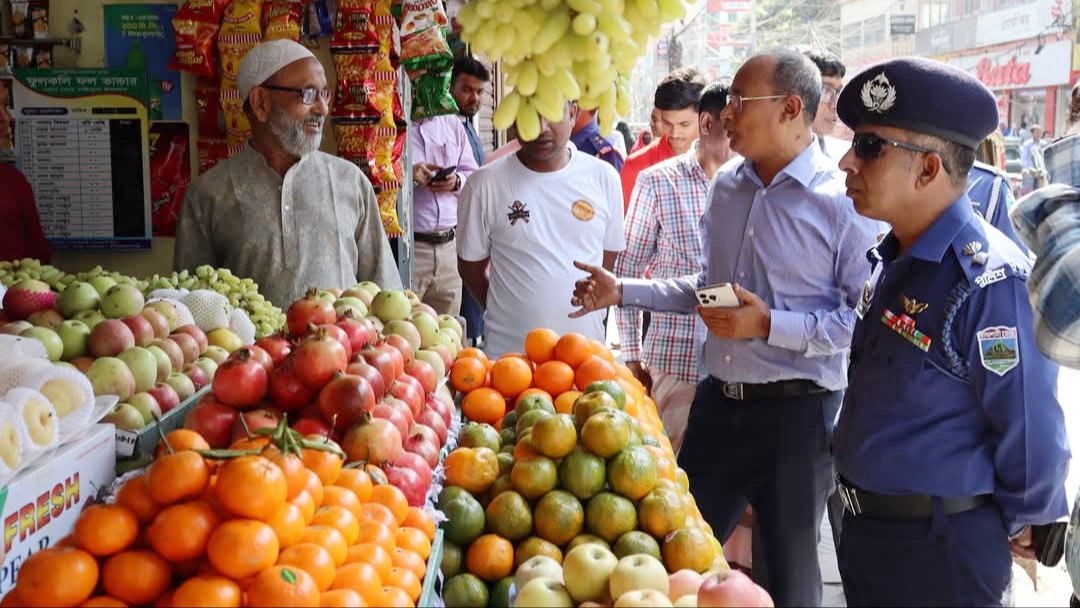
[976,326,1019,376]
[901,293,928,315]
[882,309,932,352]
[962,241,988,265]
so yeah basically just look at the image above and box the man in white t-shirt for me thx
[457,101,626,357]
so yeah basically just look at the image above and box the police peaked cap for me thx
[837,57,999,150]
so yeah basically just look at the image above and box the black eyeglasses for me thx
[851,132,952,174]
[258,85,331,105]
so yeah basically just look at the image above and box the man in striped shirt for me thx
[613,81,737,454]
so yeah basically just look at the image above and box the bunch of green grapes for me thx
[145,265,285,338]
[457,0,687,140]
[72,265,148,292]
[0,258,78,291]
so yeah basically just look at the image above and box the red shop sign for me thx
[976,56,1032,87]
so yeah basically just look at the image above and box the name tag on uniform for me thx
[856,280,873,320]
[882,308,932,352]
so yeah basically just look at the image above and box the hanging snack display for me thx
[170,0,230,77]
[219,0,264,158]
[398,0,456,121]
[408,66,457,121]
[262,0,305,42]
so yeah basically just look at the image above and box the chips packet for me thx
[263,1,304,41]
[171,0,230,76]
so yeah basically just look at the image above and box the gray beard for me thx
[270,105,323,157]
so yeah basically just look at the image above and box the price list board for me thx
[12,69,152,250]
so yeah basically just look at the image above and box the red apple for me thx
[70,356,95,374]
[121,315,156,347]
[183,394,238,448]
[89,319,136,358]
[173,324,209,353]
[152,338,185,372]
[698,570,774,608]
[426,344,453,371]
[183,363,210,390]
[140,308,171,339]
[148,382,181,413]
[169,333,201,365]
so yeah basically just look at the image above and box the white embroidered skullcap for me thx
[237,39,317,102]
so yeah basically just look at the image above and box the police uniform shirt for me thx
[833,195,1069,533]
[967,161,1026,250]
[571,118,625,172]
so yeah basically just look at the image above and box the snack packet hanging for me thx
[171,0,230,76]
[378,187,402,236]
[198,139,229,174]
[195,78,224,139]
[332,0,378,50]
[410,67,458,121]
[263,1,304,41]
[399,0,451,71]
[369,126,398,186]
[219,0,264,86]
[332,49,393,121]
[334,120,374,180]
[391,126,406,183]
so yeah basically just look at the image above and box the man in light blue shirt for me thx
[570,50,881,607]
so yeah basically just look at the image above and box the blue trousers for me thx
[677,378,839,607]
[459,288,484,340]
[838,502,1012,607]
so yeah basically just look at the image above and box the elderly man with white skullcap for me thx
[175,40,401,306]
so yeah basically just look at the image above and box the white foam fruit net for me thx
[184,290,232,332]
[229,309,257,346]
[4,387,59,455]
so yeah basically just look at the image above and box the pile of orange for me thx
[2,429,435,608]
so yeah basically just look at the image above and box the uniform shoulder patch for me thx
[977,326,1019,376]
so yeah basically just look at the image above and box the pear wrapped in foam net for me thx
[183,289,233,332]
[0,334,48,362]
[147,288,189,301]
[229,308,257,346]
[13,364,94,436]
[3,387,59,455]
[0,357,53,396]
[146,297,196,328]
[0,405,23,480]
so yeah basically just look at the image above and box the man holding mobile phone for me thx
[411,112,479,316]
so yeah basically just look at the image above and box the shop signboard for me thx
[890,15,916,35]
[12,69,153,250]
[916,19,977,56]
[975,0,1060,48]
[104,4,181,121]
[945,39,1072,90]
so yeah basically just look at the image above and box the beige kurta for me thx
[174,146,402,307]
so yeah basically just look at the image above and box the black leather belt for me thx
[710,377,829,401]
[414,228,455,245]
[837,477,992,520]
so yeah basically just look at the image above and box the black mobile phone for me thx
[1030,521,1067,567]
[430,165,457,182]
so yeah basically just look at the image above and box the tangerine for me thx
[14,546,98,607]
[207,519,280,580]
[78,597,126,607]
[292,490,317,524]
[661,527,715,573]
[302,525,349,566]
[356,502,397,528]
[302,446,345,486]
[319,589,366,607]
[370,484,409,525]
[456,347,490,366]
[444,447,500,494]
[329,562,382,600]
[391,548,426,580]
[554,333,593,368]
[590,339,614,362]
[377,586,415,608]
[461,387,505,425]
[101,550,171,605]
[74,504,139,556]
[533,490,584,547]
[311,506,361,545]
[155,429,210,458]
[513,536,563,568]
[321,486,363,519]
[215,455,288,521]
[245,566,320,607]
[385,567,421,602]
[553,390,582,415]
[400,507,435,541]
[263,447,309,500]
[490,356,533,398]
[524,328,560,363]
[171,575,242,608]
[394,527,431,560]
[346,543,393,581]
[115,475,161,524]
[354,521,396,552]
[449,357,488,393]
[332,468,373,503]
[464,534,514,582]
[145,450,210,505]
[268,502,307,548]
[533,360,576,395]
[574,356,618,390]
[513,387,553,408]
[278,543,337,592]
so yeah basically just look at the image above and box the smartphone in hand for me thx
[430,165,458,182]
[696,283,739,308]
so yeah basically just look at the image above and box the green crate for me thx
[115,385,210,472]
[418,528,444,607]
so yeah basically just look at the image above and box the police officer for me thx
[832,57,1070,607]
[571,107,625,172]
[967,160,1027,250]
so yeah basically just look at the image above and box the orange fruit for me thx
[554,332,593,368]
[302,446,345,486]
[332,468,373,503]
[74,504,139,556]
[292,490,317,524]
[590,339,614,362]
[115,475,162,525]
[322,486,363,519]
[370,484,409,526]
[155,429,211,458]
[533,490,585,546]
[245,566,320,607]
[490,356,533,398]
[214,455,288,521]
[534,361,576,396]
[302,526,349,566]
[354,521,396,552]
[456,347,490,366]
[394,528,431,560]
[514,387,553,408]
[400,507,435,541]
[346,543,393,581]
[385,567,421,602]
[303,469,325,506]
[524,328,560,364]
[230,434,271,450]
[574,356,618,390]
[264,447,309,500]
[465,534,514,582]
[14,546,98,607]
[153,590,175,607]
[391,548,426,580]
[145,450,210,505]
[207,519,280,580]
[171,575,242,607]
[101,550,171,605]
[661,527,715,573]
[638,487,687,538]
[514,536,563,568]
[461,387,506,425]
[278,543,337,592]
[553,390,582,415]
[356,502,397,528]
[268,502,307,548]
[78,597,127,607]
[330,562,382,600]
[444,447,500,494]
[311,506,361,545]
[377,586,414,608]
[450,357,488,393]
[319,589,366,607]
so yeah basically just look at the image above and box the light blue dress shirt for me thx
[620,140,883,391]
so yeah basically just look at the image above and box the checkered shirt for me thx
[614,144,710,382]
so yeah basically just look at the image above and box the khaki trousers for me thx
[412,239,462,316]
[650,369,697,456]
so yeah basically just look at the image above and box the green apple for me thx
[515,577,574,608]
[202,345,230,365]
[72,309,106,330]
[104,403,146,431]
[86,357,137,401]
[384,319,422,351]
[100,284,145,319]
[165,372,196,401]
[410,312,441,348]
[88,276,117,297]
[370,290,411,323]
[609,554,669,599]
[57,281,100,317]
[192,357,219,382]
[145,345,173,381]
[128,392,163,424]
[438,314,464,337]
[355,281,382,296]
[414,349,446,379]
[117,346,158,393]
[562,544,618,604]
[56,319,91,361]
[21,326,63,361]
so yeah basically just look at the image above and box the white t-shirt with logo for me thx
[457,148,626,357]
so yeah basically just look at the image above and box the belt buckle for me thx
[838,484,862,516]
[721,382,744,400]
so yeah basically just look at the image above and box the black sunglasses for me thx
[851,132,952,174]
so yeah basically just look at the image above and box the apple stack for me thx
[184,282,462,510]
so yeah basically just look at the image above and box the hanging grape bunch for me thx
[456,0,687,141]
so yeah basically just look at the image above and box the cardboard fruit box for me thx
[114,385,210,466]
[0,424,117,596]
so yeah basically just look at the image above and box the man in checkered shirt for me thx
[613,81,738,454]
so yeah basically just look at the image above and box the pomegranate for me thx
[2,279,55,320]
[385,465,426,507]
[286,289,336,337]
[416,407,448,445]
[335,315,376,352]
[292,329,349,390]
[238,344,274,373]
[377,342,405,378]
[317,371,376,429]
[255,334,293,366]
[372,399,411,439]
[394,451,433,488]
[292,417,332,440]
[341,416,402,466]
[268,359,316,412]
[383,334,415,365]
[346,360,386,401]
[231,408,281,442]
[183,394,239,448]
[403,424,441,468]
[404,359,438,394]
[389,379,423,418]
[212,348,269,408]
[358,344,397,387]
[316,323,353,360]
[425,392,453,427]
